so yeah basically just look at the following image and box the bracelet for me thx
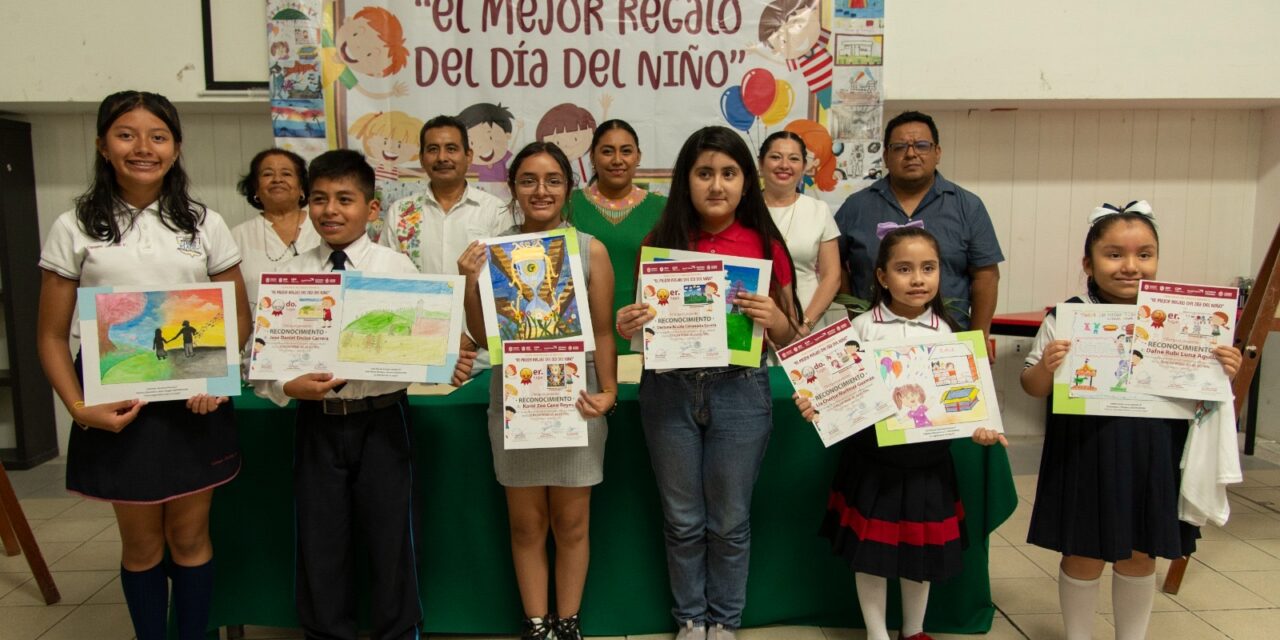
[72,400,85,410]
[600,387,617,394]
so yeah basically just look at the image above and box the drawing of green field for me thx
[337,308,448,365]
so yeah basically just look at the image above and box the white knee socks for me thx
[1058,568,1101,640]
[1112,572,1155,640]
[855,572,890,640]
[899,578,930,637]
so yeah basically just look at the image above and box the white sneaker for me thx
[675,619,707,640]
[709,623,737,640]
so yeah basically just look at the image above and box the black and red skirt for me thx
[820,429,966,582]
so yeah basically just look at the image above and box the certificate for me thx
[637,247,771,367]
[639,260,730,369]
[78,282,241,404]
[868,331,1003,446]
[1128,281,1238,402]
[478,228,595,364]
[1052,303,1196,419]
[777,318,896,447]
[249,273,343,381]
[249,272,466,383]
[500,341,589,450]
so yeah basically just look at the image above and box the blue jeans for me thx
[639,365,773,630]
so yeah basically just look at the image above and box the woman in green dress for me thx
[569,119,666,354]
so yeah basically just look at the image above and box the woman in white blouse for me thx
[231,149,321,306]
[758,131,843,333]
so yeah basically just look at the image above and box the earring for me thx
[253,195,261,204]
[299,196,308,207]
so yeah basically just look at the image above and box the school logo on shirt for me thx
[176,234,204,258]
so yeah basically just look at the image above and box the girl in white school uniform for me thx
[457,142,618,640]
[1020,203,1242,640]
[793,226,1005,640]
[36,91,250,640]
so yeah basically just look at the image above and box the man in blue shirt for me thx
[835,111,1004,336]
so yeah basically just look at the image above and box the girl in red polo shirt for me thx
[616,126,802,640]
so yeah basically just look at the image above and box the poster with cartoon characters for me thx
[501,341,589,450]
[1127,281,1238,402]
[249,272,466,383]
[637,247,772,367]
[777,317,895,447]
[308,0,890,211]
[639,260,730,370]
[478,228,595,365]
[1051,303,1195,419]
[78,282,241,405]
[868,331,1002,447]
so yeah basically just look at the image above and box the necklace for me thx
[587,184,645,224]
[263,211,303,262]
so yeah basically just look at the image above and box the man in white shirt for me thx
[380,115,508,373]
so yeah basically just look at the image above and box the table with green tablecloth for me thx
[208,368,1017,636]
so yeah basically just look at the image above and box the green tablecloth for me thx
[208,369,1017,635]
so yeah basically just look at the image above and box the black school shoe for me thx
[552,613,583,640]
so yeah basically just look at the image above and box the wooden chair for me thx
[0,461,60,604]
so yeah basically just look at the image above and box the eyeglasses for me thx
[515,176,568,192]
[886,141,937,155]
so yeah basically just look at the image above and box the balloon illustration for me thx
[892,361,903,377]
[740,68,776,116]
[761,79,795,126]
[719,87,754,132]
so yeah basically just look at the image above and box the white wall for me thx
[1,1,1277,106]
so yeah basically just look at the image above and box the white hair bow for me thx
[1089,200,1155,226]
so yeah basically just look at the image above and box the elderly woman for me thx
[231,148,321,306]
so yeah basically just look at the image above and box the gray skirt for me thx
[487,362,607,487]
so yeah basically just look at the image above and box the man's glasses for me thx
[886,141,936,155]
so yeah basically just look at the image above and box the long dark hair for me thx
[649,126,802,329]
[76,90,204,242]
[1082,210,1159,299]
[505,141,577,226]
[870,227,961,331]
[587,119,641,185]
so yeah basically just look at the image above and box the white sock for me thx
[1112,572,1155,640]
[1058,568,1101,640]
[855,572,890,640]
[899,578,930,637]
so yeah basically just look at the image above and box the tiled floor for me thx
[3,440,1279,639]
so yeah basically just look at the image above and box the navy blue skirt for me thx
[1027,413,1198,561]
[820,429,966,582]
[66,355,240,503]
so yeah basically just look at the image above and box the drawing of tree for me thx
[95,293,147,353]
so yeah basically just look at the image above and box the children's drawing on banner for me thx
[459,102,523,186]
[750,0,833,116]
[535,96,612,186]
[269,1,326,159]
[322,5,409,100]
[830,104,882,141]
[834,34,883,66]
[719,68,797,146]
[833,0,885,21]
[838,139,885,182]
[835,67,882,106]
